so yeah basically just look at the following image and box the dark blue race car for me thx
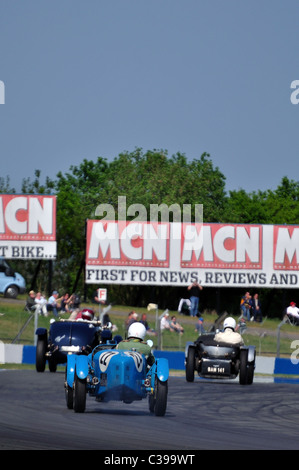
[35,308,110,372]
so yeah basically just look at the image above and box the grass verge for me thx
[0,297,298,357]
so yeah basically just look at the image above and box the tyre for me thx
[239,349,248,385]
[246,362,255,385]
[36,337,47,372]
[185,347,195,382]
[154,378,168,417]
[73,372,86,413]
[148,392,155,413]
[48,357,57,373]
[65,369,73,409]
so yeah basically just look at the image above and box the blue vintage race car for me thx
[35,309,107,372]
[64,341,169,416]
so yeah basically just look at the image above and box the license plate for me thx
[202,359,230,376]
[207,365,225,374]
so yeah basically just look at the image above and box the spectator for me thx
[160,312,173,332]
[66,294,81,319]
[240,291,253,321]
[25,290,36,312]
[69,293,80,311]
[140,313,156,336]
[34,291,48,316]
[177,298,191,315]
[60,293,72,313]
[187,281,203,317]
[125,311,138,332]
[286,301,299,325]
[195,317,205,335]
[169,315,184,334]
[252,293,262,322]
[47,291,61,318]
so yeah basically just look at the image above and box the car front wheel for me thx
[36,337,47,372]
[73,372,86,413]
[154,378,168,417]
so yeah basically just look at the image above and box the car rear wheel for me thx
[185,347,195,382]
[239,349,249,385]
[36,337,47,372]
[246,362,255,385]
[73,372,86,413]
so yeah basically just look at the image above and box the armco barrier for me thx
[0,343,23,364]
[274,357,299,376]
[22,345,36,365]
[1,344,299,376]
[3,348,193,370]
[154,350,185,370]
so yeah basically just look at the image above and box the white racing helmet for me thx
[128,322,146,340]
[223,317,236,331]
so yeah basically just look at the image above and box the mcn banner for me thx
[0,195,57,259]
[85,220,299,288]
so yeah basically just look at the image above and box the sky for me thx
[0,0,299,195]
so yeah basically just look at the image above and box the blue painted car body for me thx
[65,342,169,416]
[35,319,104,372]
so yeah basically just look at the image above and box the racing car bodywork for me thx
[35,319,105,372]
[65,343,169,416]
[185,333,256,385]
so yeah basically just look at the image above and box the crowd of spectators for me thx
[240,291,263,322]
[25,290,81,318]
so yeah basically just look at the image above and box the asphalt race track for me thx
[1,369,299,451]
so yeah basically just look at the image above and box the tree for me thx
[186,152,227,222]
[266,177,299,224]
[105,149,227,222]
[21,169,55,195]
[0,176,15,194]
[223,176,299,225]
[54,157,110,292]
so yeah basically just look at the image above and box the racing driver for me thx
[116,322,155,366]
[214,317,244,345]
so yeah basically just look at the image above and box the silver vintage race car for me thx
[185,327,256,385]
